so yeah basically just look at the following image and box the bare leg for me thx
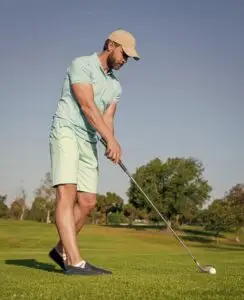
[55,184,82,265]
[76,191,97,228]
[56,192,96,261]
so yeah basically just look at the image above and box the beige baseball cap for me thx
[108,29,140,61]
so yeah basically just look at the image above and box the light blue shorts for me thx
[49,119,99,193]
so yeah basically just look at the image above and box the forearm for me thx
[80,101,113,141]
[103,116,114,136]
[71,83,115,141]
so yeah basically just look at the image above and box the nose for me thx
[122,57,127,64]
[122,52,128,64]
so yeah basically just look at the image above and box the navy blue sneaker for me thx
[85,261,112,275]
[49,247,112,275]
[64,264,102,276]
[49,248,66,270]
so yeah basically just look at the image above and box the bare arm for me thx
[72,83,113,141]
[103,101,117,136]
[72,83,121,163]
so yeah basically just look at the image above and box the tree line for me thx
[0,157,243,240]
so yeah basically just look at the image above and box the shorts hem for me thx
[77,189,97,193]
[52,181,77,188]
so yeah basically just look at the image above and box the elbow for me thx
[80,102,92,116]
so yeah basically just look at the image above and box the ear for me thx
[107,40,115,52]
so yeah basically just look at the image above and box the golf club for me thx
[99,136,216,274]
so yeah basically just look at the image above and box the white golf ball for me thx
[209,267,216,275]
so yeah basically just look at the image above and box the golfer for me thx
[48,29,140,275]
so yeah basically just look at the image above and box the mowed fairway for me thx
[0,220,243,300]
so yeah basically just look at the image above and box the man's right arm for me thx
[72,83,112,141]
[72,83,121,164]
[68,58,121,163]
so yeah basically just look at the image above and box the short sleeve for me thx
[68,58,92,84]
[114,81,122,103]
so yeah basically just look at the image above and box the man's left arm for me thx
[103,101,117,136]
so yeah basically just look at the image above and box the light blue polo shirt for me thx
[52,53,122,142]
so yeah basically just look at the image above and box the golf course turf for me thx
[0,220,243,300]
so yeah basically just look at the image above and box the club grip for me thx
[98,137,128,173]
[99,137,107,148]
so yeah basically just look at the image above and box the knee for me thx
[56,184,77,207]
[78,193,96,212]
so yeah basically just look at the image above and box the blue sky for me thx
[1,0,244,206]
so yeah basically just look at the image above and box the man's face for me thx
[107,43,129,70]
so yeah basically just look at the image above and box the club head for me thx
[196,261,216,274]
[201,265,216,273]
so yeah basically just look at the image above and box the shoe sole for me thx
[64,270,103,276]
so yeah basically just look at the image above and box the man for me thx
[48,29,140,275]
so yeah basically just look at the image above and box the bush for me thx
[108,212,126,225]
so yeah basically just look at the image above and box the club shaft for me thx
[99,137,198,265]
[124,167,197,262]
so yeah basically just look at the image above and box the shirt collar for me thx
[92,52,117,79]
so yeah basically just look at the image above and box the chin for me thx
[113,65,122,71]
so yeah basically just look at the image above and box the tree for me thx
[95,192,124,225]
[35,172,55,223]
[10,189,27,220]
[203,199,235,243]
[136,209,148,221]
[225,184,244,242]
[104,192,123,225]
[0,194,9,218]
[29,197,48,222]
[127,157,212,228]
[123,203,137,226]
[181,200,201,225]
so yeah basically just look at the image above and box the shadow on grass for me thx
[5,259,62,273]
[182,228,225,238]
[101,224,165,231]
[104,225,227,238]
[181,235,213,243]
[180,232,244,251]
[180,233,244,251]
[192,243,244,251]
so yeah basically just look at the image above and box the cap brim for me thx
[122,46,140,61]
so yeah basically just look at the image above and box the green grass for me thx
[0,220,243,300]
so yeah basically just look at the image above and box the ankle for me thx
[68,256,84,266]
[73,260,86,267]
[55,243,67,260]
